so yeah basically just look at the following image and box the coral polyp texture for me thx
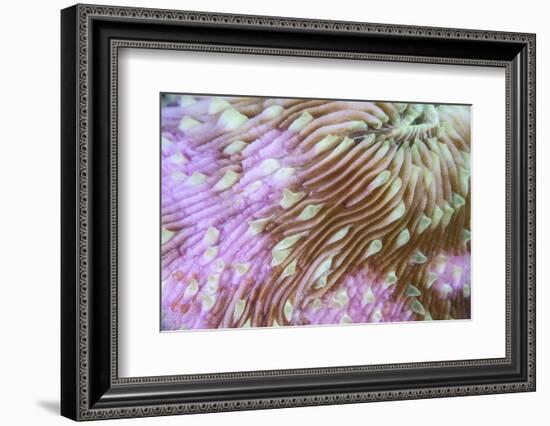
[160,94,471,331]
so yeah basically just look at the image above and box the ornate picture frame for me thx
[61,4,535,421]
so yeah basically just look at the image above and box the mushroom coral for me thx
[160,95,471,330]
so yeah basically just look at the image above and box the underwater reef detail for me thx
[160,95,471,330]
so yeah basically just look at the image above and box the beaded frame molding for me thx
[60,3,536,421]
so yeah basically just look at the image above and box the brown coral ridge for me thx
[249,101,470,327]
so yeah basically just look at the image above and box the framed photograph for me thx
[61,4,536,421]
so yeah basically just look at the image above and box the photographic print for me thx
[160,94,471,331]
[61,7,536,418]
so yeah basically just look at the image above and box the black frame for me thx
[61,4,536,421]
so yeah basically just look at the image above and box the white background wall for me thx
[0,0,546,424]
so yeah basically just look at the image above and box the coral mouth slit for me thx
[160,95,471,331]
